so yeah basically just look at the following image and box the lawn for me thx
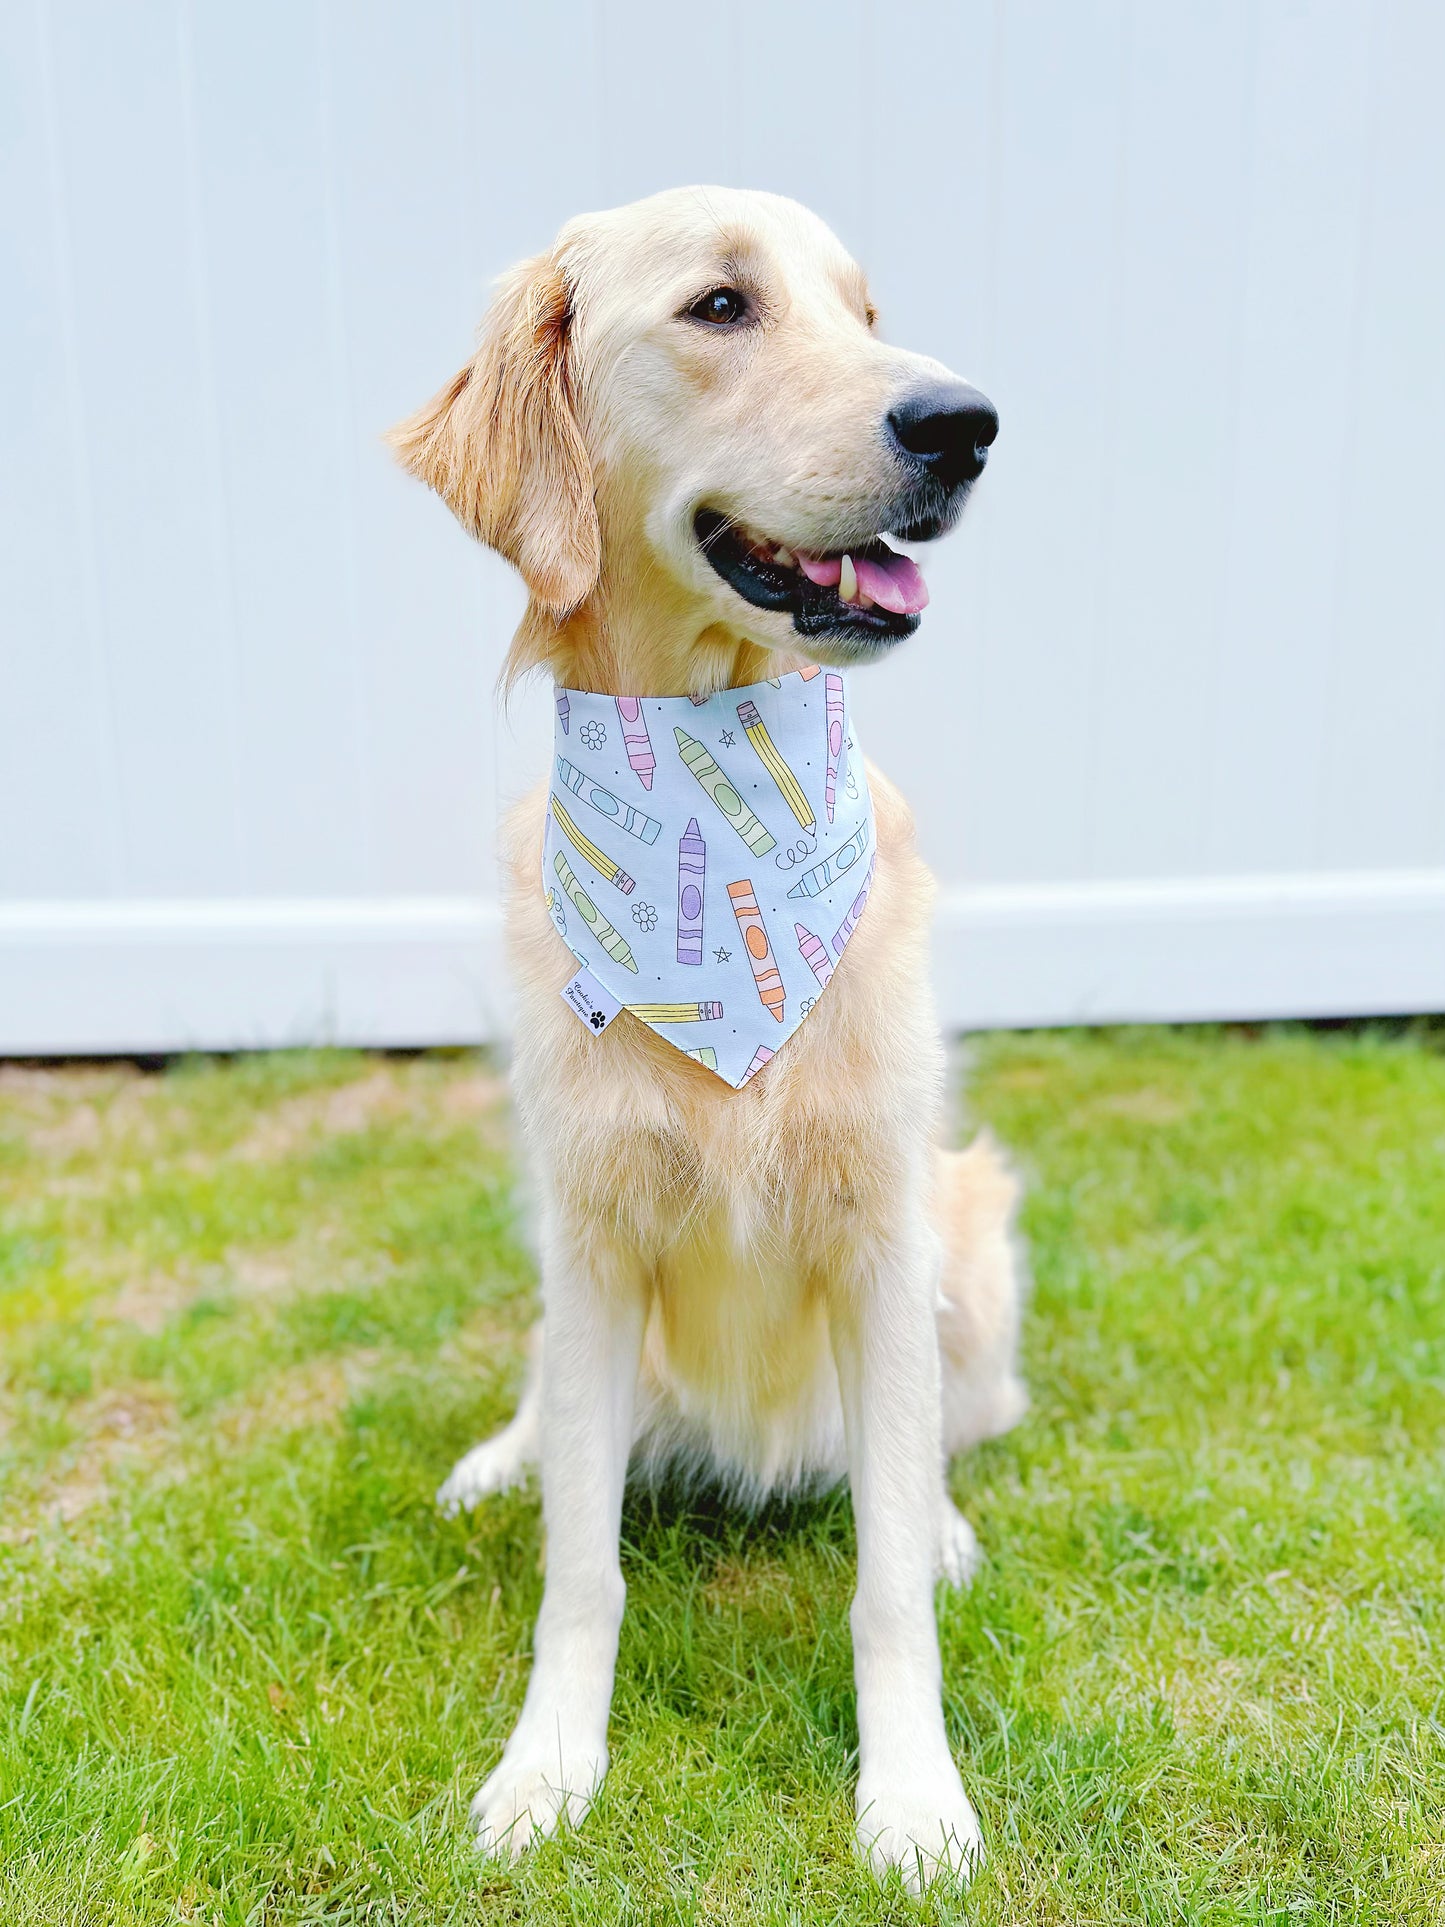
[0,1030,1442,1925]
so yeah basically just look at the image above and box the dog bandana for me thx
[544,666,875,1088]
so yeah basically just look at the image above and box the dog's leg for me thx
[830,1220,984,1892]
[437,1324,543,1515]
[471,1230,645,1859]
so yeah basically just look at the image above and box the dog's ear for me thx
[388,254,599,615]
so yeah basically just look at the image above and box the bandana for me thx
[543,666,875,1088]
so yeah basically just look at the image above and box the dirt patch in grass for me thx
[216,1350,385,1444]
[3,1385,180,1543]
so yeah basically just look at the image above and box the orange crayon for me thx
[728,879,786,1024]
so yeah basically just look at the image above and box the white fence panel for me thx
[2,0,1443,1052]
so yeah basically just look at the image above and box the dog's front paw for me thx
[470,1743,607,1861]
[856,1759,984,1893]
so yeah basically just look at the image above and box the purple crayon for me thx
[615,696,656,789]
[831,853,876,956]
[741,1044,775,1084]
[555,688,571,735]
[824,672,845,824]
[794,921,834,990]
[677,816,705,965]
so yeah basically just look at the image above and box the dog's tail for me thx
[935,1132,1030,1456]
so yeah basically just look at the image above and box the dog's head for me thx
[391,186,996,685]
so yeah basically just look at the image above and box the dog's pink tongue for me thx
[796,547,929,614]
[854,550,929,614]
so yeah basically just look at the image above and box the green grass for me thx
[1,1030,1442,1924]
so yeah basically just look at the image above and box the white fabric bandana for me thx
[544,667,875,1088]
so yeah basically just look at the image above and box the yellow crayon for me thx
[553,850,638,972]
[737,699,814,832]
[625,1000,724,1023]
[550,795,636,895]
[682,1046,719,1070]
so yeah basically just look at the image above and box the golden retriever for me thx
[390,185,1026,1890]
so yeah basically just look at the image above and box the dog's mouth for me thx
[694,510,928,644]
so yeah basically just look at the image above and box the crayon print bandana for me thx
[544,667,876,1089]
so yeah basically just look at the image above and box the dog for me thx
[390,186,1026,1890]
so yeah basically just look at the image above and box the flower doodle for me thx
[631,902,658,932]
[579,719,607,752]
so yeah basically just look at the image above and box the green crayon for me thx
[673,727,776,857]
[553,850,638,973]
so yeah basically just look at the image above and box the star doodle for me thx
[719,729,736,747]
[713,946,731,963]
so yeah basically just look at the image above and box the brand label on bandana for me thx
[543,666,875,1088]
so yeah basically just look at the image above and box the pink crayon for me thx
[824,672,845,824]
[794,921,834,990]
[615,696,656,788]
[831,853,876,956]
[741,1044,775,1084]
[555,688,570,735]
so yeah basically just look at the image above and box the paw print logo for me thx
[589,1008,607,1030]
[579,719,607,751]
[631,901,658,932]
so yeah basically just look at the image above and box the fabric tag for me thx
[560,966,622,1037]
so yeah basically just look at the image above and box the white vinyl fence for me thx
[3,0,1443,1053]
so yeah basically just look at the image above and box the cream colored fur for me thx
[393,186,1026,1892]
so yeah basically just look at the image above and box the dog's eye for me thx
[688,287,749,327]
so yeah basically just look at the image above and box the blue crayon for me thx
[676,816,705,965]
[556,757,662,844]
[786,821,871,899]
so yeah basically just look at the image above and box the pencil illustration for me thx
[674,728,776,856]
[555,688,570,735]
[552,850,638,972]
[615,696,656,789]
[824,672,844,824]
[676,816,705,965]
[683,1046,719,1070]
[737,699,814,832]
[549,794,636,894]
[786,820,870,899]
[794,921,834,990]
[728,879,785,1023]
[625,1000,724,1022]
[556,758,662,844]
[831,853,877,955]
[741,1044,775,1083]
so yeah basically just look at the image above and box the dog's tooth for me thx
[838,553,858,603]
[773,546,794,568]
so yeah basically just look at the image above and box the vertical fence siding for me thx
[3,0,1443,1051]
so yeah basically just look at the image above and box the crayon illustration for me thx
[687,694,709,706]
[557,758,662,844]
[786,819,870,899]
[767,678,782,688]
[798,664,822,681]
[728,879,785,1024]
[831,853,876,955]
[676,816,706,965]
[625,1000,724,1023]
[738,699,814,833]
[615,696,656,789]
[674,727,777,856]
[682,1046,719,1070]
[794,921,834,990]
[549,794,636,894]
[555,688,570,735]
[741,1044,775,1083]
[824,672,845,824]
[553,850,638,972]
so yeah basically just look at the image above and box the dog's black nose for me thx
[887,382,999,487]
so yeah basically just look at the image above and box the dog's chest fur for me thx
[502,764,944,1487]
